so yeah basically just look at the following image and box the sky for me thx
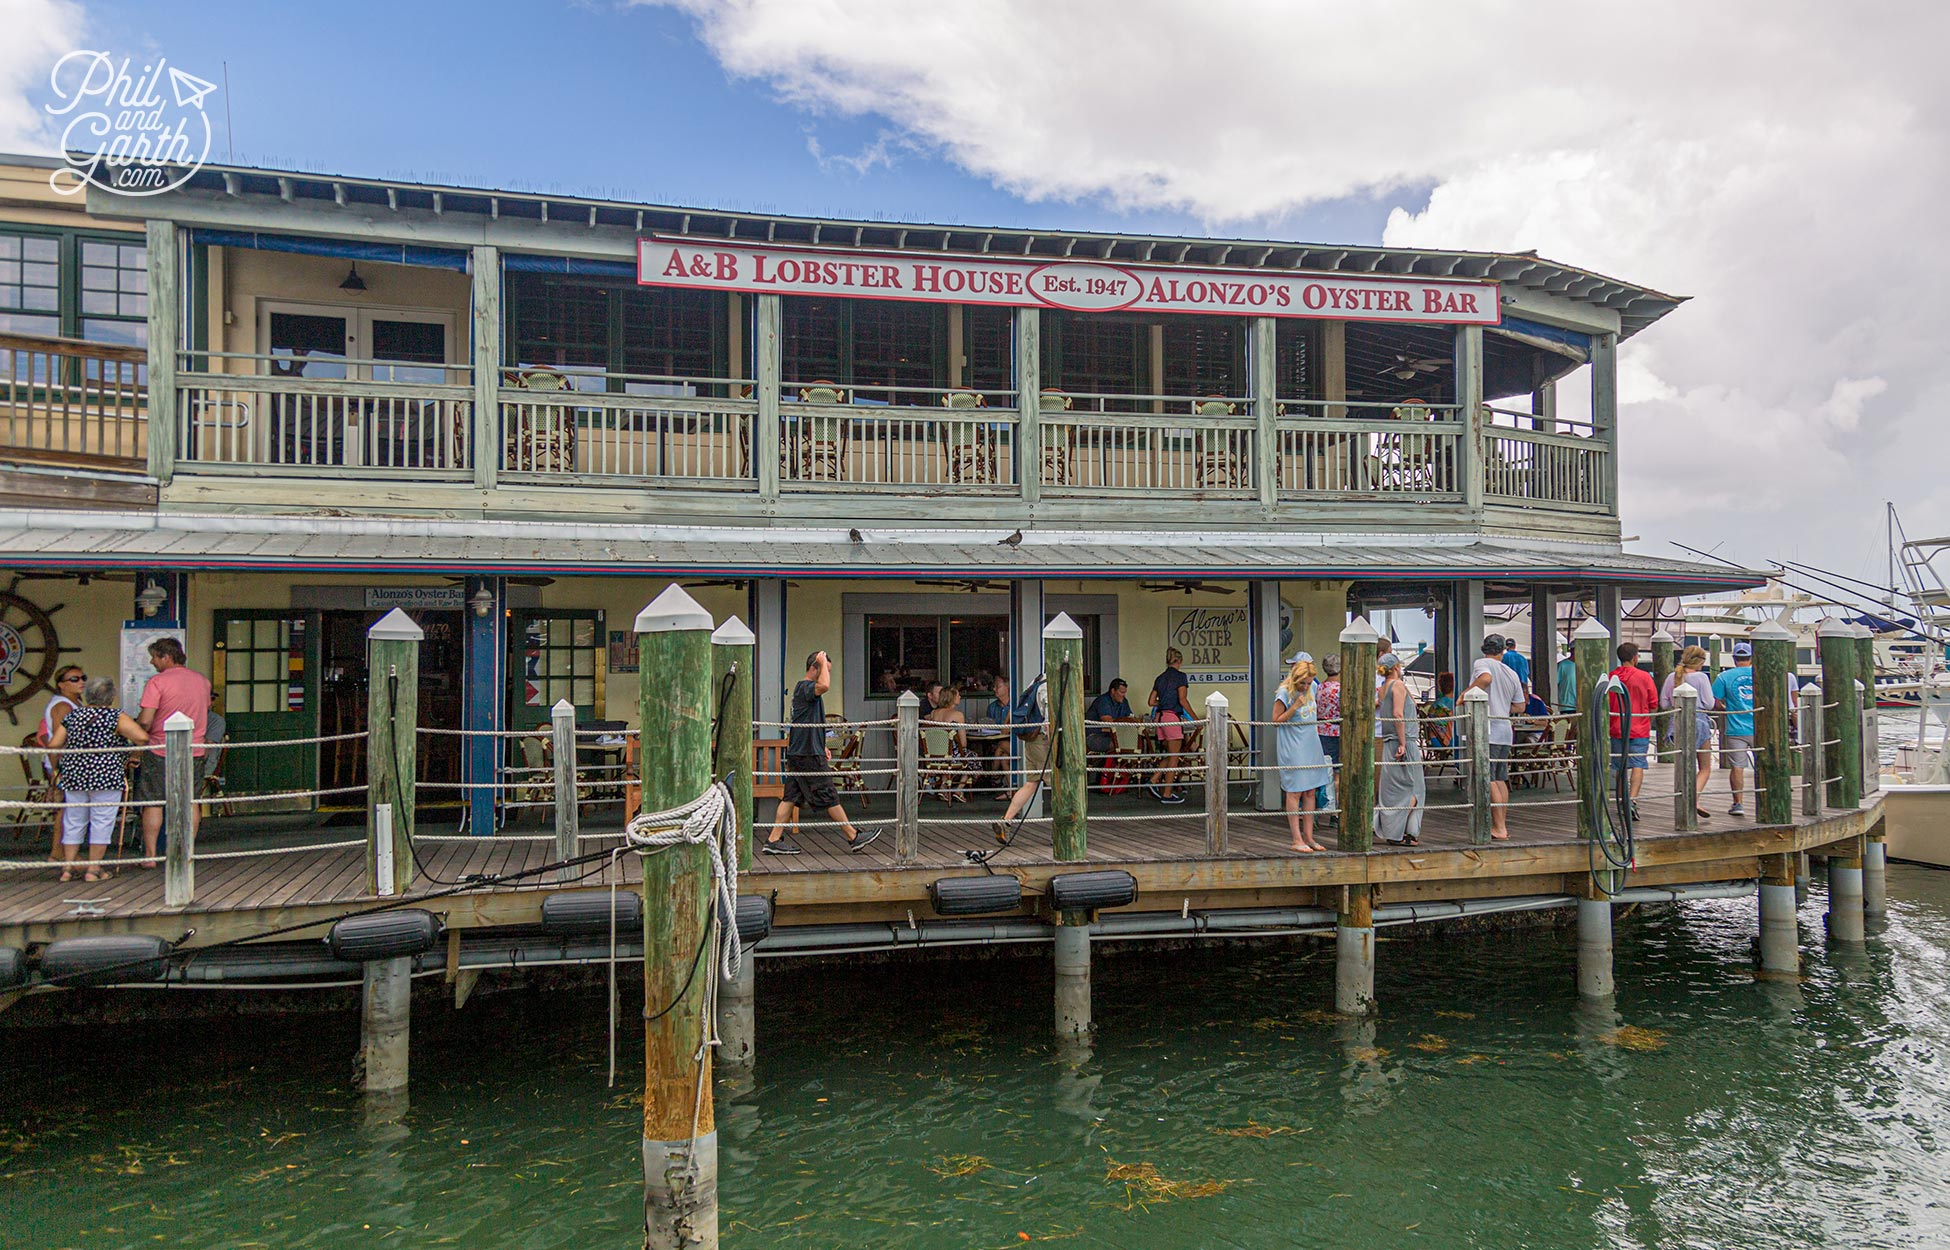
[4,0,1947,598]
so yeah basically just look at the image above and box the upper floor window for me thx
[0,228,147,346]
[507,273,726,393]
[780,296,1012,405]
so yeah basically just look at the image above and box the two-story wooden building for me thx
[0,157,1761,827]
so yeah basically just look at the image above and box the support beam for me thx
[1864,829,1888,921]
[470,245,500,489]
[463,576,503,835]
[1053,921,1091,1040]
[1011,580,1046,818]
[367,610,422,894]
[1016,308,1042,504]
[752,580,787,728]
[361,955,412,1096]
[1251,317,1278,508]
[635,587,719,1249]
[1595,586,1622,645]
[1758,852,1799,976]
[145,220,180,485]
[755,294,782,502]
[1454,580,1486,692]
[1530,588,1557,708]
[1591,332,1619,511]
[1249,581,1285,810]
[1455,325,1484,514]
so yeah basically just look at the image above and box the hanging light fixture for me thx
[339,263,367,292]
[469,585,494,619]
[135,579,169,618]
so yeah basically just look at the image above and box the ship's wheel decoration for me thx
[0,578,79,726]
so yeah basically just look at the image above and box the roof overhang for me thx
[0,510,1766,596]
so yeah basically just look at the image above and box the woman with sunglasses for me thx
[37,666,86,863]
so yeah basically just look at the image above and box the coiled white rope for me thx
[621,780,741,981]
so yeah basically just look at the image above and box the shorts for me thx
[133,751,207,804]
[781,754,840,811]
[1610,737,1650,772]
[1722,735,1754,769]
[1155,711,1185,743]
[1021,731,1051,774]
[1320,735,1341,764]
[1488,742,1511,783]
[61,791,120,846]
[1085,730,1116,759]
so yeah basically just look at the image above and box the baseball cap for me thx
[1731,641,1753,658]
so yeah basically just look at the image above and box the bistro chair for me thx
[1038,389,1076,486]
[824,714,869,804]
[789,382,848,481]
[503,366,577,473]
[943,389,1002,485]
[1191,397,1248,489]
[7,731,58,845]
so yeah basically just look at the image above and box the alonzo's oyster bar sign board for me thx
[639,239,1499,325]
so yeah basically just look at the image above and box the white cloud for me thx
[0,0,86,152]
[648,0,1950,581]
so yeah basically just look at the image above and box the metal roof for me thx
[0,510,1763,593]
[133,160,1682,340]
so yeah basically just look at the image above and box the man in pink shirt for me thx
[135,637,211,865]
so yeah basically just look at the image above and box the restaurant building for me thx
[0,155,1761,825]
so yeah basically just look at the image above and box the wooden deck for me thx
[0,789,1884,947]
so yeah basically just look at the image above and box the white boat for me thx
[1880,675,1950,869]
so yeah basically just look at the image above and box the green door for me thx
[506,609,606,729]
[213,611,321,808]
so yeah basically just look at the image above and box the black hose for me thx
[1585,673,1636,894]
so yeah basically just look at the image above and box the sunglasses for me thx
[60,674,87,683]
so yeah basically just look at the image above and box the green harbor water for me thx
[10,866,1950,1249]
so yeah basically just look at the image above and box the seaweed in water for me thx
[1105,1160,1236,1208]
[1599,1025,1669,1052]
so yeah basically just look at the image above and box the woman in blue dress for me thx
[1272,653,1332,852]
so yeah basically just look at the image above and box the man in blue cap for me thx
[1711,639,1767,818]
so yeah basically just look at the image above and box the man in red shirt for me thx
[135,637,211,866]
[1606,641,1658,816]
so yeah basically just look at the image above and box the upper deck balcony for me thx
[28,167,1664,535]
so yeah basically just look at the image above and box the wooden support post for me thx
[470,244,500,489]
[1818,619,1861,810]
[634,586,719,1250]
[1595,586,1622,646]
[1044,613,1087,862]
[1800,684,1824,818]
[1463,687,1492,845]
[1576,897,1614,1000]
[145,220,179,485]
[1203,690,1230,856]
[1857,625,1879,795]
[1752,619,1796,827]
[711,617,755,872]
[1572,616,1612,841]
[1758,851,1799,976]
[1827,834,1865,945]
[162,712,195,907]
[1650,629,1676,764]
[1707,633,1724,682]
[1336,617,1379,854]
[1531,587,1557,708]
[1592,332,1619,510]
[1673,683,1700,832]
[362,798,411,1096]
[552,699,579,879]
[1016,307,1042,505]
[1455,324,1484,515]
[755,295,781,503]
[1864,828,1888,921]
[1251,316,1278,509]
[894,692,921,863]
[367,611,422,895]
[1336,884,1375,1017]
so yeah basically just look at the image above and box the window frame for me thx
[0,223,149,346]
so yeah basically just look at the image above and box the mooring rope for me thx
[622,780,740,981]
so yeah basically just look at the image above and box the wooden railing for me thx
[1274,400,1464,497]
[497,376,756,485]
[1038,392,1255,495]
[176,353,473,476]
[1480,407,1610,509]
[0,331,148,471]
[779,384,1018,490]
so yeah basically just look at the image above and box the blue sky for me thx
[67,0,1405,243]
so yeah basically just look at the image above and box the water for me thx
[12,869,1950,1249]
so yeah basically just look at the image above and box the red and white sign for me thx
[637,239,1499,325]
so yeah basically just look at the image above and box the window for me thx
[0,227,147,346]
[865,613,1009,701]
[510,610,605,727]
[1274,320,1315,401]
[507,274,725,391]
[221,616,307,714]
[963,305,1013,393]
[781,296,948,403]
[1162,316,1245,398]
[1042,311,1142,397]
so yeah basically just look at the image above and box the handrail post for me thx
[470,244,500,488]
[895,691,921,863]
[367,610,423,896]
[1463,687,1492,845]
[711,618,755,872]
[551,698,579,879]
[1649,629,1675,763]
[1016,307,1043,505]
[1752,619,1795,826]
[162,711,195,906]
[755,294,782,501]
[634,585,720,1248]
[1337,617,1378,854]
[1800,684,1824,818]
[1203,690,1230,855]
[1673,683,1699,831]
[1045,613,1086,862]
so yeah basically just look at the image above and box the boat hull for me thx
[1881,784,1950,868]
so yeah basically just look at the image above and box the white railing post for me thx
[163,711,196,906]
[1674,684,1699,831]
[552,698,580,879]
[1801,684,1824,818]
[374,803,396,897]
[1204,690,1230,855]
[1463,687,1492,845]
[895,691,921,863]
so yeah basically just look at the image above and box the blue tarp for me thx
[190,229,469,272]
[1497,314,1591,355]
[501,254,636,278]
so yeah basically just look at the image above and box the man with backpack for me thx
[991,670,1051,844]
[763,650,881,855]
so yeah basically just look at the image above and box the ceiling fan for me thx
[681,578,749,590]
[1378,352,1448,381]
[916,578,1010,593]
[1140,580,1237,596]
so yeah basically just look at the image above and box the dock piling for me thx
[1463,686,1491,845]
[1673,683,1699,831]
[1818,619,1862,810]
[1337,617,1378,855]
[1572,616,1612,840]
[1752,620,1796,827]
[1044,614,1091,1037]
[1335,885,1376,1017]
[895,691,920,863]
[362,806,410,1097]
[712,617,756,1067]
[162,712,195,907]
[1203,690,1229,856]
[551,699,579,880]
[1053,922,1091,1039]
[1827,835,1866,944]
[366,610,422,895]
[1649,629,1675,763]
[1758,851,1799,975]
[1576,896,1614,1000]
[635,586,719,1250]
[1800,684,1824,819]
[1863,828,1888,922]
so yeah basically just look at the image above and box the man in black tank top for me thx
[763,650,881,855]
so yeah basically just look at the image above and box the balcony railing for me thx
[497,370,754,485]
[178,353,473,477]
[1274,400,1464,497]
[1038,392,1255,495]
[781,382,1017,490]
[1480,405,1610,510]
[0,332,148,471]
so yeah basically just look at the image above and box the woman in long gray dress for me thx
[1376,652,1425,846]
[1272,654,1331,852]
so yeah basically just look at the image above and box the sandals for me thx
[83,869,111,883]
[58,869,75,883]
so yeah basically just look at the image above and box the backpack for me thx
[1011,675,1047,741]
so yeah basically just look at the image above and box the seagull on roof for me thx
[998,529,1023,547]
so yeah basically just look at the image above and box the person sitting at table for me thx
[1426,672,1457,749]
[922,687,976,803]
[1085,678,1137,787]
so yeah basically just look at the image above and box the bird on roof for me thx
[849,528,864,543]
[998,529,1023,547]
